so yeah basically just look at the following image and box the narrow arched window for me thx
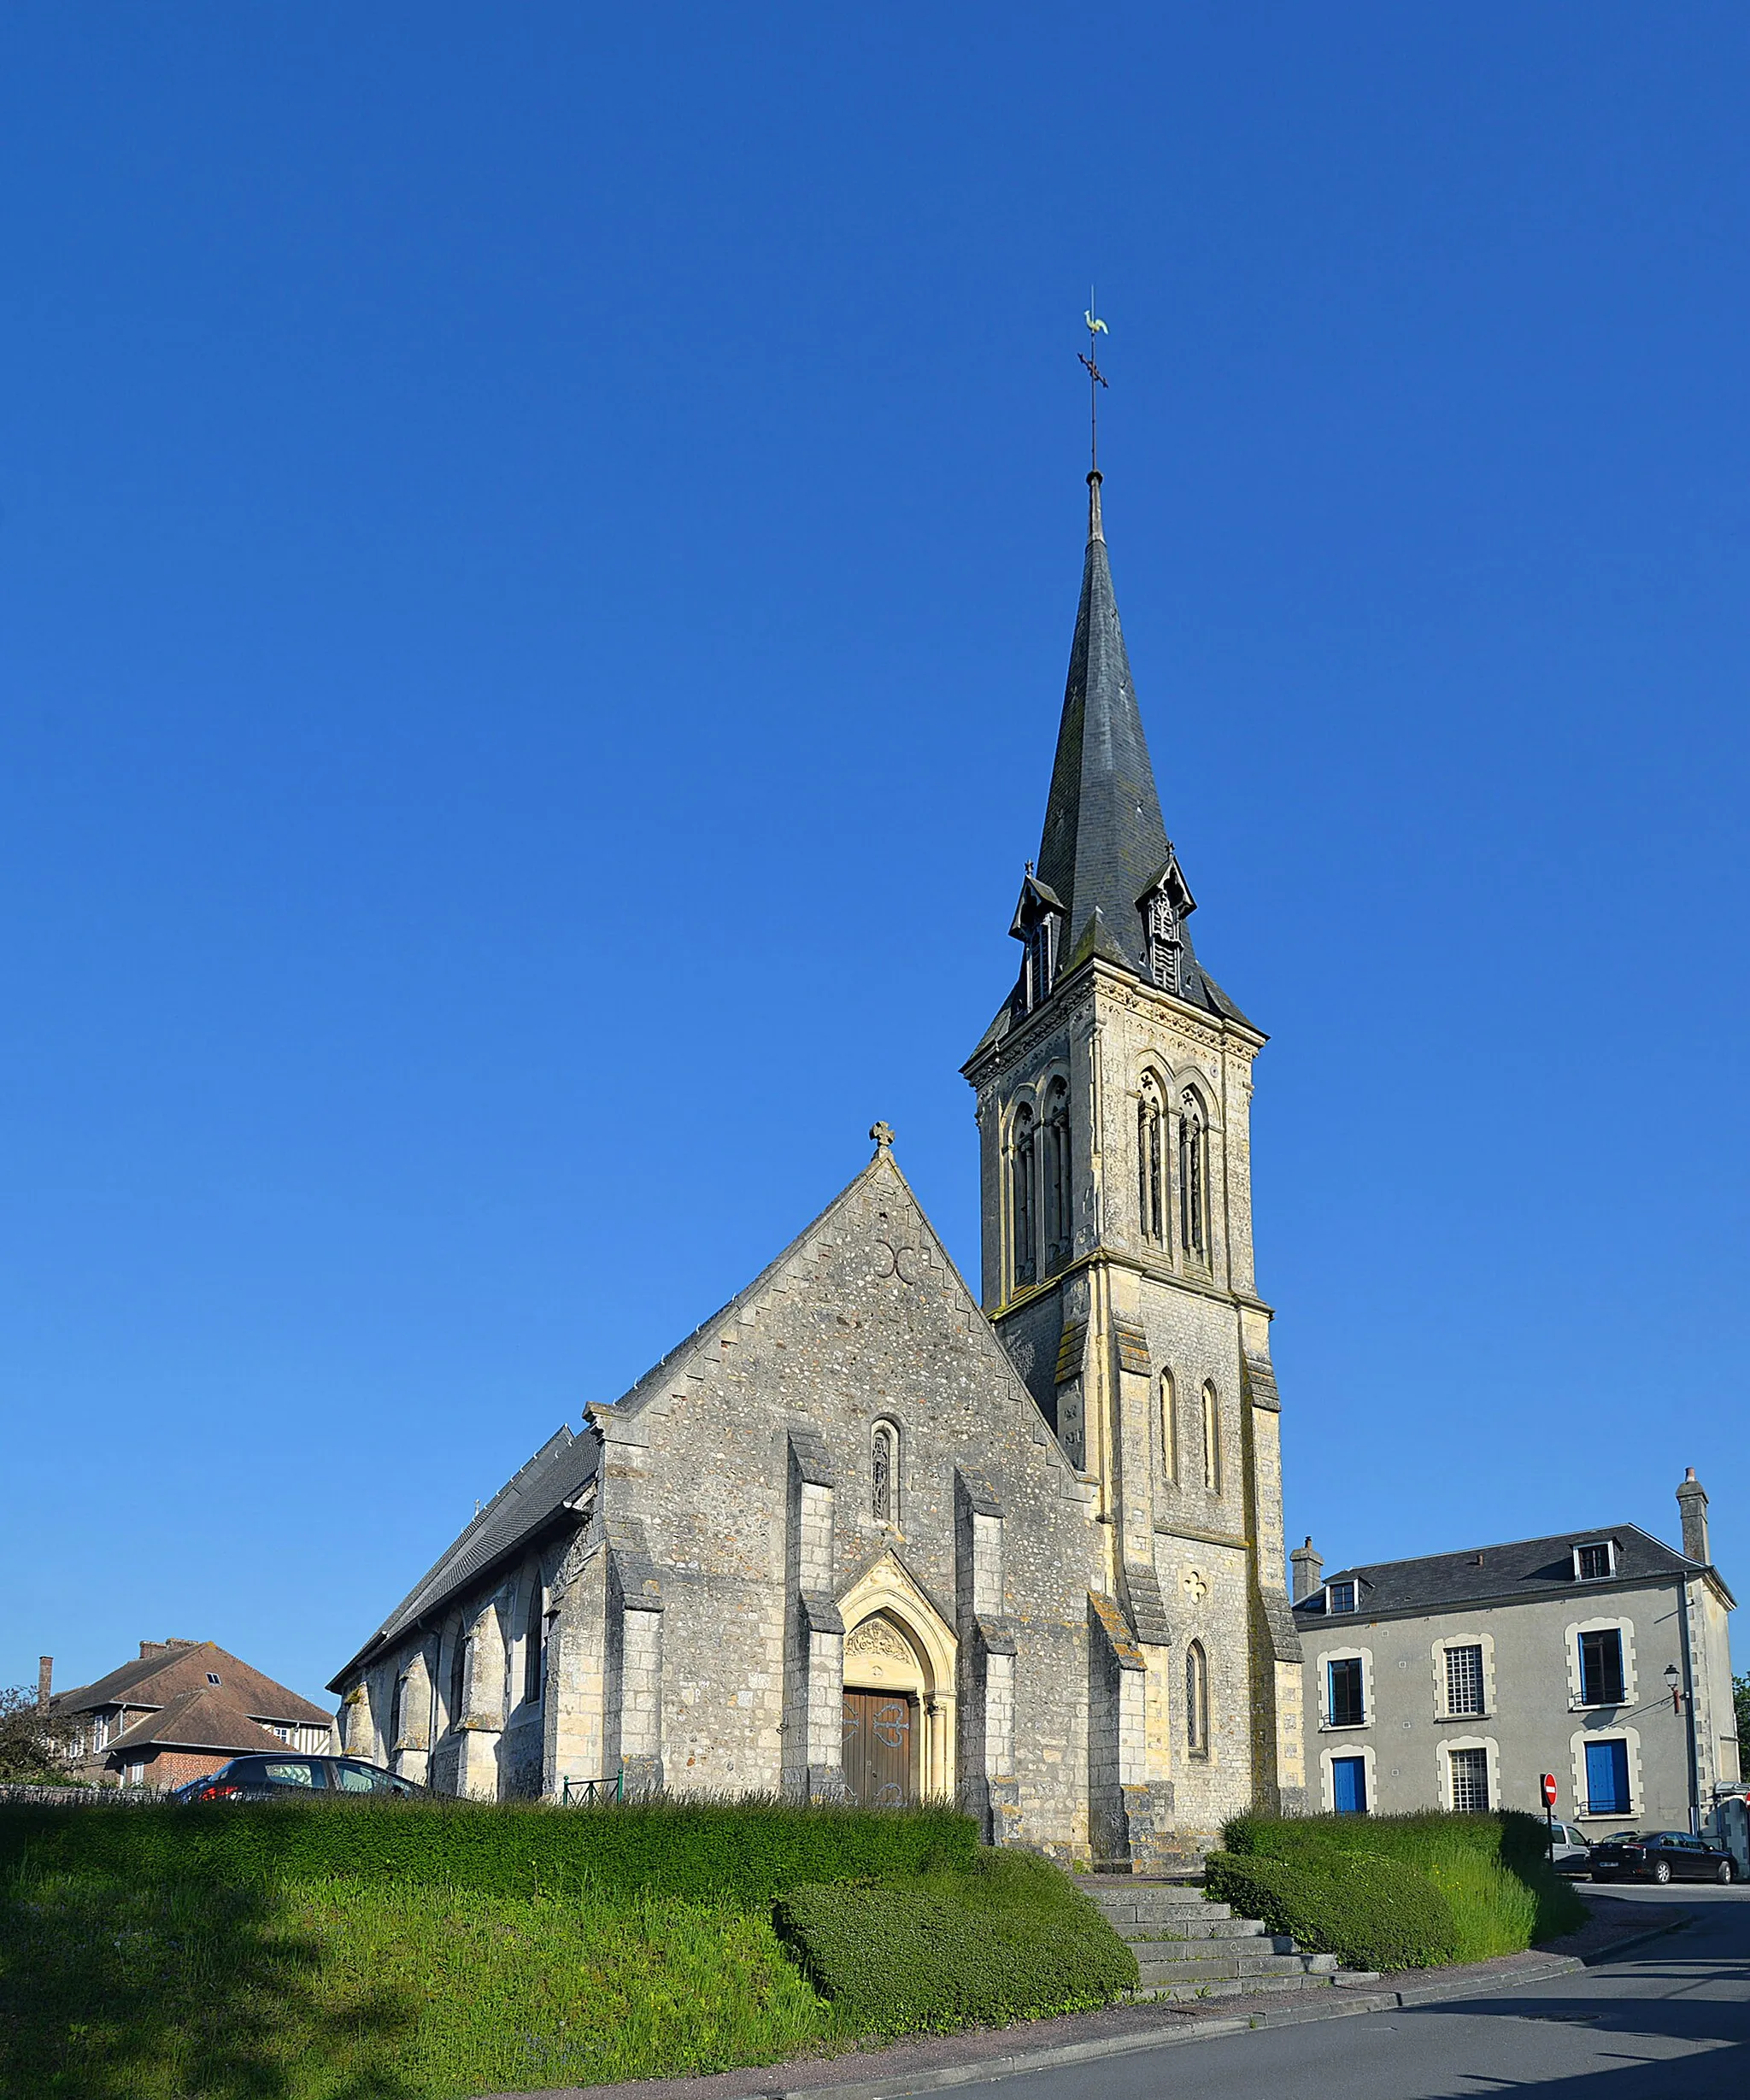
[1043,1078,1071,1268]
[1160,1370,1178,1484]
[1186,1642,1211,1758]
[1011,1104,1036,1288]
[1025,918,1054,1008]
[449,1623,468,1729]
[872,1419,899,1524]
[391,1673,408,1748]
[1137,1077,1165,1246]
[1201,1383,1221,1493]
[523,1582,546,1705]
[1178,1092,1207,1262]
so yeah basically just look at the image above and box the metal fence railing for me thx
[561,1769,625,1806]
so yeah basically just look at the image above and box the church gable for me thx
[581,1134,1103,1807]
[595,1140,1092,1545]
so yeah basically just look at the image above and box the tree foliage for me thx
[0,1685,81,1784]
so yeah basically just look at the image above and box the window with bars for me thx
[1448,1745,1489,1812]
[1444,1644,1485,1716]
[1579,1628,1626,1706]
[1327,1656,1365,1728]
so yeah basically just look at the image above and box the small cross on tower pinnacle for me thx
[869,1120,895,1153]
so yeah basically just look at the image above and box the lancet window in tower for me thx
[1024,918,1054,1009]
[1201,1382,1221,1493]
[1137,1076,1165,1246]
[872,1419,899,1524]
[1160,1369,1178,1484]
[1178,1091,1207,1263]
[1043,1078,1072,1269]
[1186,1640,1211,1758]
[1011,1104,1037,1288]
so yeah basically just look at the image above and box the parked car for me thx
[1588,1831,1736,1885]
[170,1754,426,1803]
[1547,1822,1593,1877]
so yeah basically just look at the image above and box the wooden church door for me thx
[842,1691,914,1805]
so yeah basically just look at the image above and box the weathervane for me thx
[1079,296,1109,471]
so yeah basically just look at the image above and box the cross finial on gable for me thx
[869,1120,895,1153]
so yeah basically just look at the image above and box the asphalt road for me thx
[930,1885,1750,2100]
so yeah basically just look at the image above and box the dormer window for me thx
[1147,890,1182,994]
[1137,853,1196,997]
[1573,1540,1615,1581]
[1009,870,1066,1017]
[1327,1580,1358,1614]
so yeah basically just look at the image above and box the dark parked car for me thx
[170,1754,426,1803]
[1589,1831,1736,1885]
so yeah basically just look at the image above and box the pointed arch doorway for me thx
[837,1553,957,1804]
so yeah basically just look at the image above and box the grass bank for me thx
[0,1798,1132,2099]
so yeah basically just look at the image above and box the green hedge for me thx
[1221,1810,1585,1956]
[0,1795,979,1906]
[1206,1850,1458,1973]
[1224,1807,1550,1874]
[775,1850,1138,2034]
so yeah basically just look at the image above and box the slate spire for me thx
[1025,471,1250,1024]
[1035,470,1173,980]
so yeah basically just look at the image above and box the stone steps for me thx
[1078,1874,1379,2004]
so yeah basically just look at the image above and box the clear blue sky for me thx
[3,6,1745,1709]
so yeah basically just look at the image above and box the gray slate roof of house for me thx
[1293,1522,1714,1622]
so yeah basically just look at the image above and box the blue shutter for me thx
[1333,1756,1367,1814]
[1585,1739,1629,1816]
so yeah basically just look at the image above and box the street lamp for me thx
[1665,1663,1685,1714]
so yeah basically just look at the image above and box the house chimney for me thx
[37,1657,51,1708]
[139,1640,167,1660]
[1290,1536,1324,1603]
[1677,1468,1710,1564]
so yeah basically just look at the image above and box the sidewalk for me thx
[473,1894,1691,2100]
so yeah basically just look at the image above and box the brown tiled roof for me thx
[103,1686,298,1758]
[50,1641,329,1728]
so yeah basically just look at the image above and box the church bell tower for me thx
[963,469,1305,1823]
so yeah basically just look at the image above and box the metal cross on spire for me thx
[1079,296,1109,471]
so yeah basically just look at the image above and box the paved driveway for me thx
[949,1886,1750,2100]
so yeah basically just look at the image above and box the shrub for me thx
[1221,1810,1584,1956]
[775,1849,1138,2034]
[1205,1849,1459,1972]
[0,1793,979,1906]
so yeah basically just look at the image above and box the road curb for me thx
[771,2018,1256,2100]
[766,1919,1700,2098]
[497,1910,1704,2100]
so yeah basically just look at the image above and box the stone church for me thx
[330,469,1306,1861]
